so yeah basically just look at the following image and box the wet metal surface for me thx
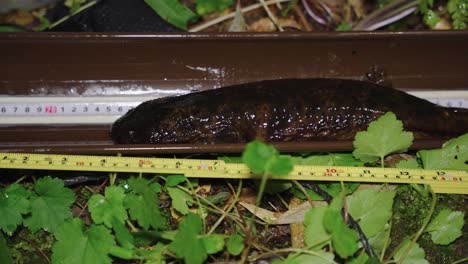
[0,32,467,154]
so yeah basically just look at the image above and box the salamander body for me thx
[111,79,468,144]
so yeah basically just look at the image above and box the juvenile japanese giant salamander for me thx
[111,79,468,144]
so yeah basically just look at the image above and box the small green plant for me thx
[195,0,234,16]
[241,140,294,205]
[0,111,466,264]
[448,0,468,29]
[352,112,414,167]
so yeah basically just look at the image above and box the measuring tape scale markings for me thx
[1,153,466,194]
[0,91,467,124]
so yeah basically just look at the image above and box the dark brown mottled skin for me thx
[111,79,468,144]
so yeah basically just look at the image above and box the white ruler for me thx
[0,91,466,124]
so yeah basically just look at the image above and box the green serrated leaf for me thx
[268,155,294,176]
[144,0,198,30]
[322,191,359,258]
[347,189,395,237]
[24,177,75,234]
[418,133,468,170]
[336,24,352,31]
[151,182,162,193]
[0,184,31,235]
[0,232,12,264]
[424,10,441,28]
[125,177,165,230]
[365,257,381,264]
[88,186,128,228]
[166,175,186,187]
[293,153,364,167]
[52,218,117,264]
[242,140,278,174]
[112,217,134,249]
[448,0,467,29]
[396,159,421,169]
[425,209,464,245]
[303,206,330,248]
[328,190,345,212]
[167,187,194,215]
[139,242,166,264]
[323,209,343,235]
[332,222,360,258]
[202,234,225,254]
[368,229,388,256]
[348,252,369,264]
[353,112,414,163]
[291,182,359,201]
[168,214,207,264]
[227,234,244,256]
[284,250,335,263]
[195,0,233,15]
[393,240,429,264]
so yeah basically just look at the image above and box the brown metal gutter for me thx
[0,32,466,154]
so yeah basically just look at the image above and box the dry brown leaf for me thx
[239,202,279,223]
[249,17,302,32]
[0,10,35,26]
[348,0,366,18]
[240,200,328,225]
[194,184,211,197]
[228,1,248,32]
[170,207,182,220]
[385,153,415,168]
[238,187,257,205]
[434,18,451,30]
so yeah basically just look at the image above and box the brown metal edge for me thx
[0,32,465,155]
[0,140,446,155]
[1,30,467,40]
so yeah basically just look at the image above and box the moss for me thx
[9,228,55,264]
[387,185,466,263]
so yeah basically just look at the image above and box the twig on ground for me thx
[259,0,285,31]
[293,4,314,30]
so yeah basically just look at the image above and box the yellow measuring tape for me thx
[0,153,466,194]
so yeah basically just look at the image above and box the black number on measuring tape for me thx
[13,107,18,112]
[363,170,371,174]
[83,106,88,112]
[95,106,100,112]
[25,107,30,113]
[1,107,6,113]
[436,171,445,176]
[36,107,42,112]
[72,107,77,112]
[117,106,123,112]
[106,106,111,112]
[400,171,409,176]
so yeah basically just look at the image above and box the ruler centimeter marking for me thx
[0,91,467,124]
[0,153,466,194]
